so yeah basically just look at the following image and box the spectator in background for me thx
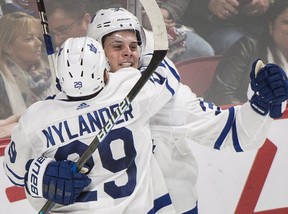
[0,0,38,17]
[46,0,138,51]
[0,12,57,137]
[45,0,129,48]
[204,0,288,106]
[46,0,215,63]
[89,0,124,11]
[182,0,275,54]
[45,0,94,48]
[142,0,215,62]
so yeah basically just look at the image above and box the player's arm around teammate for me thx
[3,36,181,213]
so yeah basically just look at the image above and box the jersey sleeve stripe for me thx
[147,193,173,214]
[4,164,25,186]
[162,58,180,81]
[232,119,244,152]
[165,79,176,96]
[214,107,235,150]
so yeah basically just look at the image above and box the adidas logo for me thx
[76,102,90,110]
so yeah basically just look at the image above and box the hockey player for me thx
[3,37,181,213]
[87,8,288,213]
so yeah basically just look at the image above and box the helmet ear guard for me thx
[56,37,108,98]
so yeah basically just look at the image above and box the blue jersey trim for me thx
[149,63,179,96]
[7,176,24,187]
[214,107,235,150]
[76,191,98,202]
[45,94,56,100]
[6,164,24,180]
[232,119,243,152]
[166,78,176,95]
[152,72,166,85]
[162,58,181,81]
[141,55,179,96]
[5,163,24,186]
[147,193,172,214]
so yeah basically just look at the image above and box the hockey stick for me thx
[38,0,167,213]
[35,0,57,82]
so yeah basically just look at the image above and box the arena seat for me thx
[175,55,222,96]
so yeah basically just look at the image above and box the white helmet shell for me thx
[87,8,145,47]
[56,37,107,98]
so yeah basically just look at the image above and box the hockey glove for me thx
[248,59,288,118]
[25,156,91,205]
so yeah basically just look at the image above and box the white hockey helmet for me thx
[87,8,145,47]
[56,37,107,98]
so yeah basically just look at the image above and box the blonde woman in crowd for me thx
[0,12,57,138]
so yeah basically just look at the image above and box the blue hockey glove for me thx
[25,156,91,205]
[248,59,288,118]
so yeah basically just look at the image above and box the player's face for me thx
[103,30,140,72]
[269,8,288,57]
[48,9,91,47]
[6,22,42,71]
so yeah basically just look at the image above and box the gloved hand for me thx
[25,156,91,205]
[248,59,288,118]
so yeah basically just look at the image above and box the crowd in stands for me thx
[142,0,215,62]
[0,9,57,138]
[182,0,273,55]
[0,0,286,138]
[205,0,288,105]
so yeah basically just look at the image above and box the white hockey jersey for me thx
[4,67,180,214]
[150,77,273,213]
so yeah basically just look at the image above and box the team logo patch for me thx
[76,102,90,110]
[87,43,97,54]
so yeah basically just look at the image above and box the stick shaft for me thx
[36,0,57,80]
